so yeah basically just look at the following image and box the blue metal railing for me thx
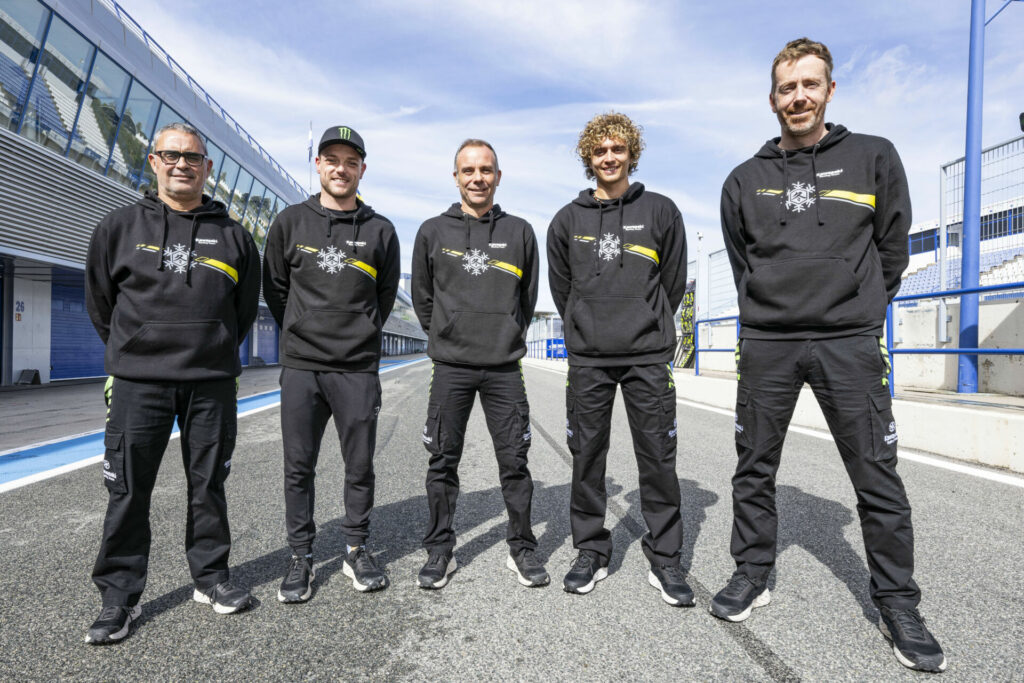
[885,280,1024,396]
[692,280,1024,395]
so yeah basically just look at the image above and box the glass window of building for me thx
[138,103,185,193]
[230,167,253,222]
[106,79,159,189]
[0,0,49,130]
[214,154,240,207]
[254,193,278,250]
[18,14,94,155]
[203,139,225,198]
[245,179,265,223]
[67,51,129,173]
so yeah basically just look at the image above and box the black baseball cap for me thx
[318,125,366,158]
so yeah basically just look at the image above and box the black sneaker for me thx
[562,551,608,594]
[506,548,550,587]
[709,573,770,622]
[648,564,695,607]
[193,581,252,614]
[343,546,389,592]
[84,605,141,645]
[878,606,947,673]
[418,550,457,589]
[278,554,315,603]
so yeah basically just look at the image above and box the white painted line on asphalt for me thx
[0,358,431,494]
[526,361,1024,490]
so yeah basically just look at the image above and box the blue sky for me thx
[118,0,1024,311]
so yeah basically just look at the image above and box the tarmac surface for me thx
[0,358,1022,681]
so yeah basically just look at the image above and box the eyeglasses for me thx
[153,150,206,166]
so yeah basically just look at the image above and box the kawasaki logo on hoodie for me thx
[294,243,378,280]
[440,247,523,279]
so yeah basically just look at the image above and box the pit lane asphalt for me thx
[0,359,1021,681]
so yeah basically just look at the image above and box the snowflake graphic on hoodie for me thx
[163,243,197,274]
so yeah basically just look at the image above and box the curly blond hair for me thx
[576,112,645,180]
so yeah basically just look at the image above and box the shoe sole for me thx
[647,571,696,607]
[709,588,771,622]
[277,567,315,603]
[505,555,550,587]
[879,620,949,672]
[418,557,458,589]
[192,589,249,614]
[563,567,608,594]
[84,605,141,645]
[343,561,388,592]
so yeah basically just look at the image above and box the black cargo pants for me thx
[92,377,237,607]
[731,335,920,609]
[421,360,537,554]
[280,367,381,554]
[565,363,683,566]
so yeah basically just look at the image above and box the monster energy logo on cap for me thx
[318,125,366,158]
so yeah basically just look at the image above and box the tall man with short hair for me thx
[411,139,547,589]
[85,122,261,644]
[262,126,400,601]
[547,113,692,606]
[713,38,946,673]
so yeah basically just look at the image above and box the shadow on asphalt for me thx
[775,484,876,623]
[139,481,576,619]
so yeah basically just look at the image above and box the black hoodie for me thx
[262,195,400,372]
[85,191,260,381]
[721,124,910,339]
[412,203,538,366]
[547,182,688,367]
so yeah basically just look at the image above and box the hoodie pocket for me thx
[285,308,379,364]
[119,320,233,371]
[438,311,522,364]
[569,296,662,354]
[743,257,861,327]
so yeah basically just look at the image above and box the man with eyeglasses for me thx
[263,126,400,601]
[84,122,261,644]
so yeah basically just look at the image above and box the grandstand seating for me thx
[0,49,30,115]
[898,245,1024,298]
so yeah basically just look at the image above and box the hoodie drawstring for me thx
[616,197,624,268]
[184,215,199,286]
[352,214,360,253]
[811,144,823,226]
[157,204,169,271]
[779,150,790,226]
[592,201,605,275]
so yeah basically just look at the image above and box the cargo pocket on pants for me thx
[516,401,532,446]
[869,392,898,462]
[565,390,580,452]
[102,430,128,494]
[423,405,442,455]
[216,423,237,484]
[734,386,753,450]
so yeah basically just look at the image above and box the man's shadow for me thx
[139,480,574,620]
[775,483,876,622]
[609,478,718,574]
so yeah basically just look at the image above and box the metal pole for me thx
[958,0,985,393]
[938,165,949,342]
[1,257,14,386]
[694,320,700,376]
[886,304,896,398]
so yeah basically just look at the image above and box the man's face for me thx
[148,130,211,204]
[454,145,501,213]
[770,54,835,142]
[589,137,630,187]
[316,144,365,202]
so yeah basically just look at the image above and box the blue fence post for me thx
[694,321,700,376]
[958,0,986,393]
[886,304,896,398]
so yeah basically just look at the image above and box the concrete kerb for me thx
[521,357,1024,474]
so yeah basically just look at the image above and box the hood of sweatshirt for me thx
[440,202,508,251]
[139,190,230,285]
[568,182,646,273]
[301,194,377,253]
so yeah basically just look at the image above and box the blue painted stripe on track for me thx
[0,357,427,487]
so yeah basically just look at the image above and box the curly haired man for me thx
[547,113,691,605]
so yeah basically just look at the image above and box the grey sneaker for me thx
[85,605,141,645]
[879,606,947,673]
[418,550,457,589]
[343,546,389,592]
[648,564,695,607]
[709,573,770,622]
[193,581,251,614]
[506,548,550,587]
[278,554,315,603]
[562,551,608,594]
